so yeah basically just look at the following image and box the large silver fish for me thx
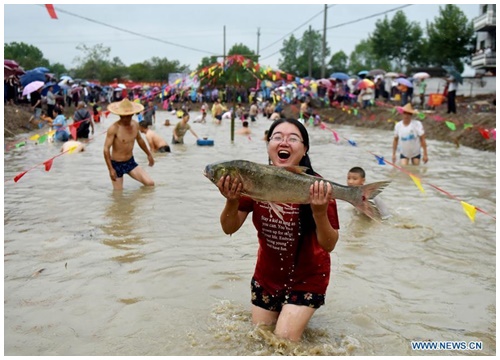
[204,160,391,221]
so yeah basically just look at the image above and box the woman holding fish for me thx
[214,118,340,342]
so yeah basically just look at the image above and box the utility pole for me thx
[321,4,327,79]
[223,25,226,71]
[257,27,261,58]
[308,25,312,78]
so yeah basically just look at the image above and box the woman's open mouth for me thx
[278,150,290,159]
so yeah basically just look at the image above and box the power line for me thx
[259,4,413,62]
[326,4,412,30]
[259,5,333,53]
[45,5,218,56]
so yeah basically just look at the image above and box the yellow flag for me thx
[410,175,425,193]
[47,130,56,137]
[461,201,476,223]
[68,145,78,154]
[30,134,40,141]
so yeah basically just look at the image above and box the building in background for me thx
[471,4,496,75]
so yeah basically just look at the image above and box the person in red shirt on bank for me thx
[215,118,340,342]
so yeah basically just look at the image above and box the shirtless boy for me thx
[103,98,155,190]
[139,121,171,153]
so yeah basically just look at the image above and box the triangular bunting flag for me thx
[348,139,357,147]
[45,4,58,19]
[410,175,425,193]
[15,141,26,148]
[445,121,456,131]
[460,201,476,223]
[14,171,28,183]
[43,159,53,171]
[332,131,339,142]
[38,134,48,144]
[479,128,490,139]
[375,155,385,165]
[30,134,40,141]
[68,145,78,154]
[69,124,78,140]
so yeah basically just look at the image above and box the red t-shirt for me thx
[239,196,339,295]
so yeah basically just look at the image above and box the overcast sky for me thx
[4,2,480,73]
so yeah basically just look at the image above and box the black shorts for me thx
[111,157,138,178]
[400,153,421,160]
[157,145,171,153]
[250,277,325,312]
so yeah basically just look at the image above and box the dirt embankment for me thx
[4,95,496,152]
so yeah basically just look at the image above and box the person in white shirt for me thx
[392,103,428,165]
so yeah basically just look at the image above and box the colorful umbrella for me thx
[395,78,413,88]
[413,72,430,79]
[330,72,350,81]
[357,79,375,90]
[22,81,45,96]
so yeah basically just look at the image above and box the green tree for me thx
[73,43,113,80]
[128,62,153,82]
[370,10,424,72]
[278,34,301,75]
[49,62,68,78]
[278,29,330,78]
[425,4,475,72]
[348,39,391,74]
[4,42,50,70]
[149,57,190,84]
[328,51,349,74]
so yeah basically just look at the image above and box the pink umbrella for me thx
[317,78,334,87]
[22,80,44,96]
[132,85,142,90]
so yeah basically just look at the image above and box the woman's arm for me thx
[217,175,248,235]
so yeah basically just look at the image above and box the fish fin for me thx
[353,181,391,221]
[268,202,285,221]
[283,165,309,174]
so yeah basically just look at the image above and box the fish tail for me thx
[353,181,391,221]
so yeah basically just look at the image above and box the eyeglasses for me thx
[269,133,303,144]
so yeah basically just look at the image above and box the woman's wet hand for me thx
[216,175,242,201]
[310,180,331,214]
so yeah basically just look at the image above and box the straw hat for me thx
[107,98,144,116]
[398,103,418,115]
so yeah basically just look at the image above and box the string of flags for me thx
[318,121,495,223]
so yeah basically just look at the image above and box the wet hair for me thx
[266,118,317,236]
[55,107,63,115]
[348,166,365,179]
[139,121,148,129]
[242,121,249,127]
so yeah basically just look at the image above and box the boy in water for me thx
[347,167,390,220]
[139,121,171,153]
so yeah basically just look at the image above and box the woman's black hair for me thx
[266,118,317,235]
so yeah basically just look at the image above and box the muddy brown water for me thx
[4,111,495,355]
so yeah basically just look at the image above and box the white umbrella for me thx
[413,72,430,79]
[117,83,126,89]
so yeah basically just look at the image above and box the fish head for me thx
[203,161,234,184]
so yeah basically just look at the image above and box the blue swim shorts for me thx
[111,157,138,178]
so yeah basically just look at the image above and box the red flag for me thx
[479,128,490,139]
[163,100,169,110]
[14,171,28,183]
[104,110,110,118]
[45,5,58,19]
[43,159,54,172]
[69,124,78,140]
[287,74,293,81]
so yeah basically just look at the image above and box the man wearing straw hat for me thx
[392,103,428,166]
[103,98,155,190]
